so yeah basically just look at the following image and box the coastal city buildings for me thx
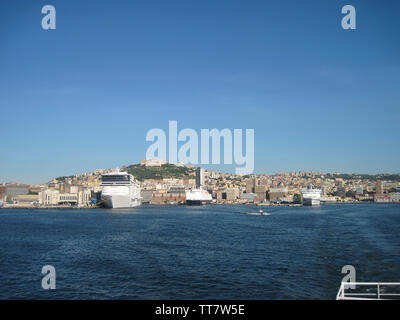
[1,160,400,208]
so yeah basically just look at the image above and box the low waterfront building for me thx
[268,187,288,202]
[58,193,78,204]
[39,188,93,206]
[215,188,240,202]
[321,195,338,203]
[280,194,294,203]
[78,189,92,206]
[254,185,267,202]
[391,193,400,203]
[141,190,153,204]
[152,190,186,204]
[374,194,391,203]
[214,190,224,202]
[10,194,39,206]
[240,193,256,203]
[0,185,30,196]
[39,189,59,205]
[225,188,240,201]
[355,194,373,202]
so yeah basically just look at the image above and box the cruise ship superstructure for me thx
[301,185,321,206]
[101,170,141,208]
[185,187,212,205]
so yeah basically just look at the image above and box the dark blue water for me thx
[0,204,399,299]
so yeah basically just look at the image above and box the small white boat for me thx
[246,208,270,216]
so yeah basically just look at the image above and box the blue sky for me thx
[0,0,399,183]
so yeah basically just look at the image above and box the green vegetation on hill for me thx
[55,175,74,183]
[124,163,194,181]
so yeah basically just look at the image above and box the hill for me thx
[123,163,195,181]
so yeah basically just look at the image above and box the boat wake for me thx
[245,210,270,216]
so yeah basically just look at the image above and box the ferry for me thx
[301,185,322,206]
[185,187,212,205]
[101,170,141,208]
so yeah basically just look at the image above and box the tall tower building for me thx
[196,167,205,188]
[376,181,384,195]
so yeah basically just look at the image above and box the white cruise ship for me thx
[185,187,212,205]
[101,170,141,208]
[301,185,322,206]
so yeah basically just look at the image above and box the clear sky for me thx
[0,0,399,183]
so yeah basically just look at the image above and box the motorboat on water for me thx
[245,207,270,216]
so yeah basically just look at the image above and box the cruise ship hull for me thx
[303,198,320,206]
[102,195,141,209]
[186,199,212,206]
[185,188,212,206]
[301,185,322,207]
